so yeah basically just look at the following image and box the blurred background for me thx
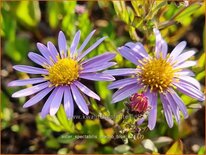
[1,0,205,154]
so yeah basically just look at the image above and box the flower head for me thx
[104,28,205,130]
[8,30,116,118]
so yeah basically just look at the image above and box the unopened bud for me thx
[129,93,149,113]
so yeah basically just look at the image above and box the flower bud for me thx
[129,93,149,113]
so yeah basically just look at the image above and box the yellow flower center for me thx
[45,58,79,86]
[138,57,176,92]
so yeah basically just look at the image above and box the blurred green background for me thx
[1,1,205,154]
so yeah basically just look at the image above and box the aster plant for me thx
[8,30,116,118]
[104,28,205,130]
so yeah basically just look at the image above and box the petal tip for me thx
[111,99,117,104]
[23,104,29,108]
[96,97,101,101]
[153,28,159,34]
[50,109,57,116]
[12,93,18,98]
[148,125,154,130]
[84,111,89,115]
[36,42,42,47]
[59,31,66,39]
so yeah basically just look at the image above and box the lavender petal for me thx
[64,86,74,119]
[160,94,174,128]
[23,87,54,108]
[144,90,157,130]
[169,88,188,118]
[174,69,195,77]
[178,76,201,90]
[58,31,67,58]
[37,43,53,64]
[174,50,196,66]
[70,30,81,56]
[165,92,180,123]
[13,65,48,75]
[169,41,187,61]
[103,68,138,76]
[28,52,49,66]
[81,62,116,73]
[8,78,46,87]
[81,52,116,67]
[74,81,100,101]
[118,46,141,65]
[153,28,168,59]
[71,84,89,115]
[47,41,59,62]
[125,42,148,58]
[108,78,137,89]
[49,87,64,116]
[12,82,50,98]
[40,87,59,118]
[174,61,197,69]
[77,37,107,61]
[77,30,96,54]
[80,73,115,81]
[111,83,139,103]
[174,82,205,101]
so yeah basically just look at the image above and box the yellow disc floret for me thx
[138,57,176,92]
[45,58,79,86]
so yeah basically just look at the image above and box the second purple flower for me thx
[104,28,205,130]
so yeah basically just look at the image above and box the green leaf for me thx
[77,11,92,40]
[131,16,143,28]
[197,53,205,68]
[46,137,60,149]
[166,139,183,154]
[4,37,29,62]
[57,133,76,144]
[1,4,16,41]
[61,1,76,36]
[47,2,61,29]
[173,4,201,24]
[36,115,52,137]
[56,105,74,132]
[47,115,63,132]
[113,1,129,24]
[198,146,205,155]
[131,0,144,17]
[16,1,41,27]
[196,71,205,81]
[150,1,168,19]
[164,3,179,20]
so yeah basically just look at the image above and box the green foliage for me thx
[173,3,201,26]
[47,2,61,29]
[16,1,41,27]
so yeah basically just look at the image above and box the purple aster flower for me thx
[8,30,116,118]
[104,28,205,130]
